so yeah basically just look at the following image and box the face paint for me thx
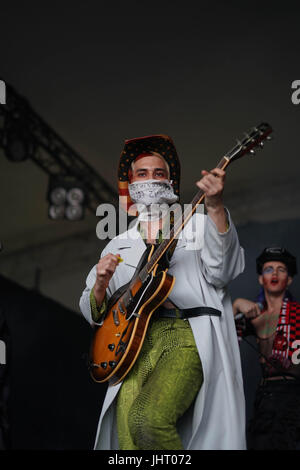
[262,266,288,275]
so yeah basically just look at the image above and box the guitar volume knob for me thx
[108,343,115,351]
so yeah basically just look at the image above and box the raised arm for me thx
[196,167,245,287]
[196,168,227,233]
[79,249,120,326]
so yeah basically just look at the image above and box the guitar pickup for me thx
[112,309,120,326]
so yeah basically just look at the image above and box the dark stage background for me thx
[1,0,300,450]
[0,275,105,450]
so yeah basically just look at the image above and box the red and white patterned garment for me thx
[237,298,300,378]
[270,300,300,372]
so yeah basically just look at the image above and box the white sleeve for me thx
[199,208,245,288]
[79,244,117,327]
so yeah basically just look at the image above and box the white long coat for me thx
[79,210,246,450]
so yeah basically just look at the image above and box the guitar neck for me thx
[136,122,273,281]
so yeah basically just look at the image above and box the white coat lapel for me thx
[115,221,147,269]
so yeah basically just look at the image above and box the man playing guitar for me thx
[80,134,246,450]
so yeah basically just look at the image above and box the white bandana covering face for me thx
[128,179,179,221]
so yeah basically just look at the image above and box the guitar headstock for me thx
[226,123,273,163]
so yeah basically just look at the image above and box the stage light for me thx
[65,204,84,221]
[49,187,67,206]
[3,125,33,162]
[47,176,86,221]
[48,204,65,220]
[66,187,85,206]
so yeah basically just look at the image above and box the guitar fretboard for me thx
[135,122,273,283]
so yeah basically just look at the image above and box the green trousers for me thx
[116,317,203,450]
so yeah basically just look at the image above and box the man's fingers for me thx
[197,180,210,192]
[97,253,121,278]
[202,168,225,177]
[198,169,225,190]
[247,304,261,318]
[255,304,262,316]
[197,176,223,195]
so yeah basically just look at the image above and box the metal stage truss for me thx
[0,80,119,214]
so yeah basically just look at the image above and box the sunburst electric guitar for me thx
[89,122,273,385]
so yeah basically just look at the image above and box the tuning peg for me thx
[249,149,256,155]
[259,141,264,148]
[266,135,273,140]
